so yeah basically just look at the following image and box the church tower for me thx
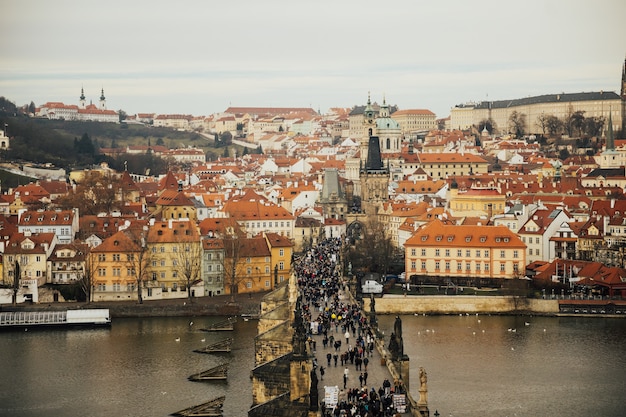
[99,88,106,110]
[361,92,377,162]
[79,87,86,109]
[621,56,626,99]
[375,96,402,156]
[360,111,389,217]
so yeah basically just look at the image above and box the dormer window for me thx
[421,235,428,241]
[447,236,453,242]
[480,236,487,242]
[465,236,472,242]
[436,235,442,241]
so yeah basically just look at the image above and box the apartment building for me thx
[405,219,526,280]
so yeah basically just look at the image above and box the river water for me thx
[377,314,626,417]
[1,315,624,417]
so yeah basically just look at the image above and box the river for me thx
[377,314,626,417]
[0,316,256,417]
[1,315,624,417]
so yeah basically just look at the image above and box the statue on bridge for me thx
[388,315,405,360]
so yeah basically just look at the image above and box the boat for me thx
[199,317,236,332]
[0,309,111,330]
[188,363,228,381]
[193,338,233,354]
[171,395,225,416]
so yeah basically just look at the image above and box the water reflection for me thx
[0,317,256,417]
[377,314,626,417]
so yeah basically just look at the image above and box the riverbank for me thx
[364,294,560,315]
[0,292,267,318]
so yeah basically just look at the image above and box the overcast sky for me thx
[1,0,625,118]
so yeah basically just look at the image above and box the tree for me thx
[568,110,586,138]
[55,170,122,215]
[171,225,203,302]
[28,101,36,115]
[122,227,153,304]
[223,231,245,301]
[508,111,526,137]
[584,116,605,137]
[118,109,127,122]
[478,118,495,134]
[545,115,564,136]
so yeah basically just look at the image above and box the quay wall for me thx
[363,295,559,315]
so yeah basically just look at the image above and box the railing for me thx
[0,310,67,326]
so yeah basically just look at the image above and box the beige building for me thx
[405,219,526,280]
[402,152,489,180]
[391,109,437,135]
[450,91,624,135]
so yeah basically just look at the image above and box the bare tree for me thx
[172,231,203,302]
[222,232,247,302]
[508,111,527,138]
[122,227,153,304]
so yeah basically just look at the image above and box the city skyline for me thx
[1,0,625,118]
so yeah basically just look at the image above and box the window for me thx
[265,280,271,287]
[279,249,284,257]
[113,283,121,291]
[113,254,120,261]
[445,249,450,257]
[98,254,106,262]
[484,250,489,257]
[435,261,440,270]
[485,263,490,272]
[476,264,481,272]
[435,249,440,257]
[500,263,505,272]
[160,259,166,267]
[513,250,519,259]
[152,272,157,280]
[279,261,284,270]
[420,261,425,270]
[98,268,106,276]
[411,249,416,256]
[513,263,519,273]
[500,250,505,258]
[246,282,252,288]
[476,250,481,258]
[457,249,462,257]
[421,249,426,256]
[445,261,450,270]
[113,268,121,276]
[457,262,462,271]
[466,250,470,257]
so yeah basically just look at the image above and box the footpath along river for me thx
[1,314,625,417]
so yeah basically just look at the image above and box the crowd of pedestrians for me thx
[293,238,407,417]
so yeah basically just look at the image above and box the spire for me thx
[100,88,105,101]
[80,87,85,101]
[606,110,615,151]
[621,56,626,99]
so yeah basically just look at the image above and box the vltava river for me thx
[1,315,625,417]
[378,314,626,417]
[0,316,257,417]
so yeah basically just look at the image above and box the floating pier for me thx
[171,395,225,416]
[193,338,233,354]
[199,317,236,332]
[0,309,111,330]
[188,363,228,381]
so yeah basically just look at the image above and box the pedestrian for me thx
[333,353,338,367]
[345,330,350,345]
[343,367,349,388]
[320,366,325,380]
[363,357,369,370]
[327,352,332,366]
[359,372,364,387]
[363,371,368,386]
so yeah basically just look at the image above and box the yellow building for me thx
[146,219,203,298]
[224,235,272,295]
[90,229,141,302]
[154,190,197,222]
[264,232,293,286]
[405,219,526,280]
[448,181,506,218]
